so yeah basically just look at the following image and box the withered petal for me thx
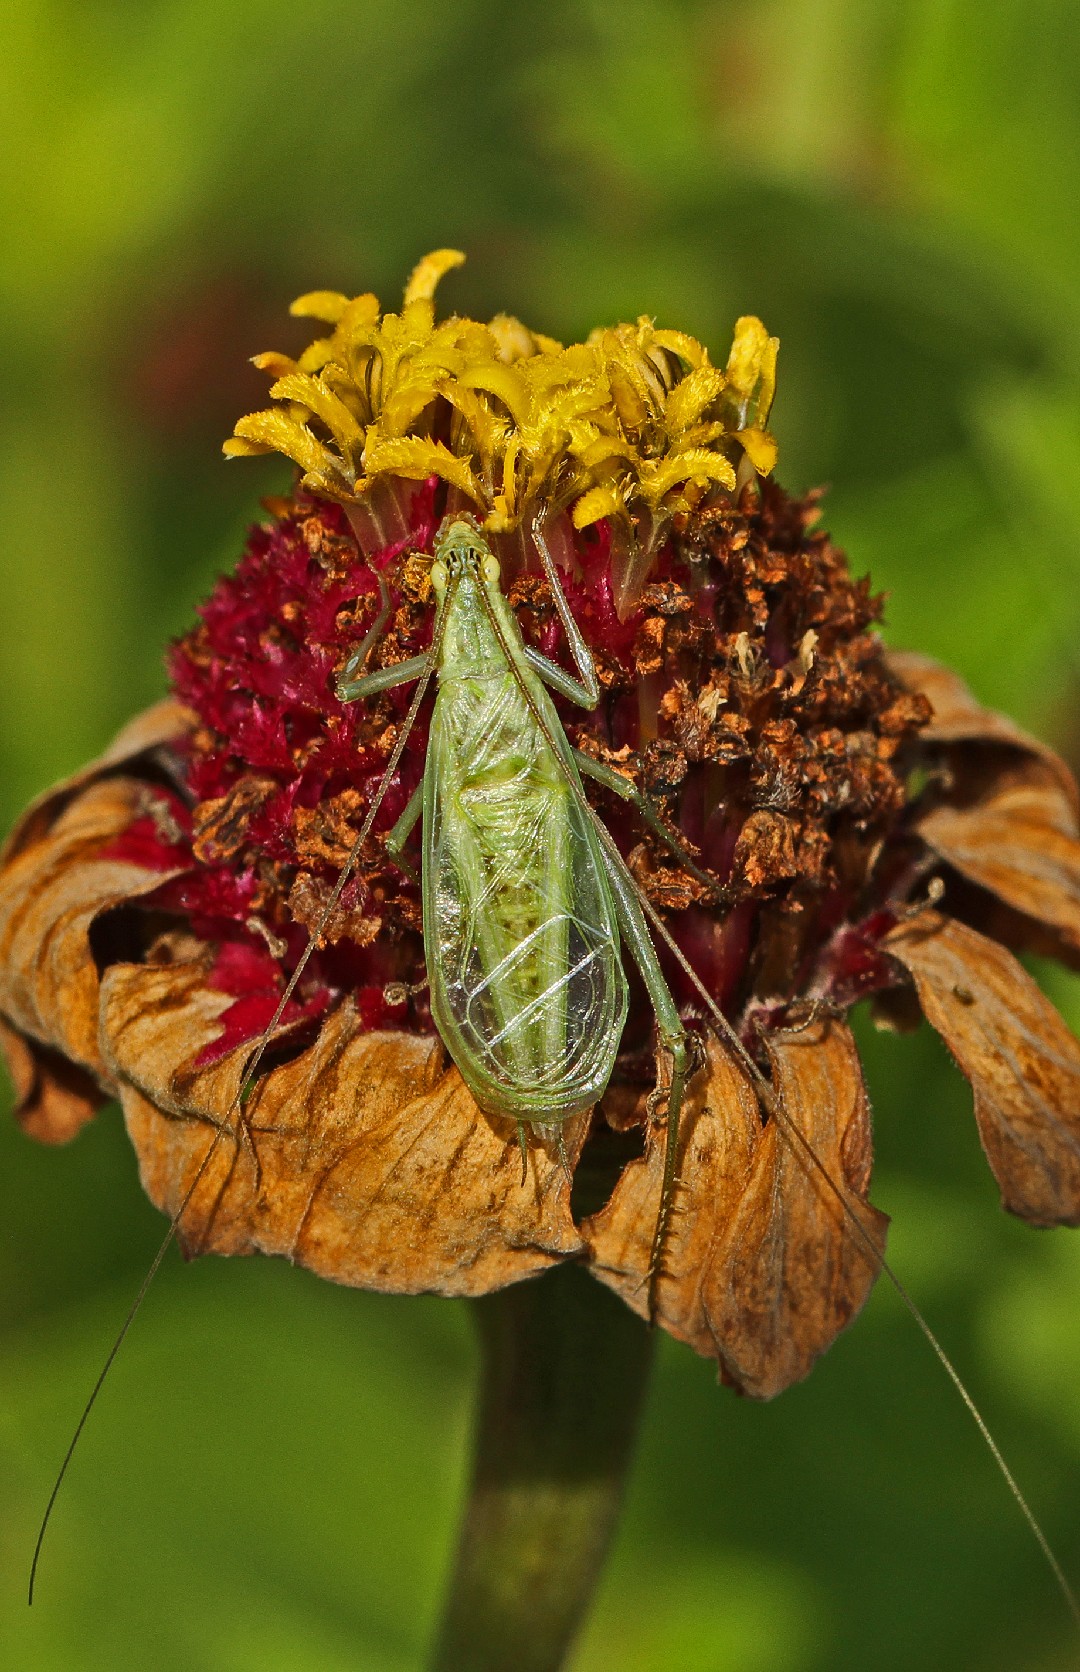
[584,1023,887,1398]
[0,1012,104,1143]
[0,774,187,1089]
[99,958,587,1296]
[732,1021,888,1398]
[0,700,193,865]
[583,1040,759,1354]
[886,910,1080,1225]
[917,779,1080,967]
[887,649,1079,815]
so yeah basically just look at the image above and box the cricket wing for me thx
[423,677,628,1124]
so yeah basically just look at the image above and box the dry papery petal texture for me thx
[102,967,587,1293]
[886,911,1080,1226]
[584,1021,887,1398]
[4,255,1080,1397]
[0,704,191,1142]
[888,652,1080,968]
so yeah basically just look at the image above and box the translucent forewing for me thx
[423,553,628,1124]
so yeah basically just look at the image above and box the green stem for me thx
[428,1263,654,1672]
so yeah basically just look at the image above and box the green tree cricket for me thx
[336,511,694,1294]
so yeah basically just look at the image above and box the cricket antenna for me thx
[28,621,444,1605]
[28,1129,225,1604]
[614,850,1080,1635]
[472,527,1080,1631]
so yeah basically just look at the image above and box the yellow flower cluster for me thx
[225,249,778,609]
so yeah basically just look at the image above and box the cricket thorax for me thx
[434,573,511,688]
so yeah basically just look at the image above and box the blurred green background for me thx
[3,1,1080,1667]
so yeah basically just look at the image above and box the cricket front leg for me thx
[381,779,424,886]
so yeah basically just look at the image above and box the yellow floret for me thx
[225,252,779,613]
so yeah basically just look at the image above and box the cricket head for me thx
[430,514,501,600]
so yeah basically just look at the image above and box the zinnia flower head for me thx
[3,251,1079,1400]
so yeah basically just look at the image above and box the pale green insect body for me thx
[424,527,628,1125]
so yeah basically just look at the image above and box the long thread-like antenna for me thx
[28,594,449,1605]
[613,850,1080,1633]
[28,1130,223,1604]
[479,553,1080,1633]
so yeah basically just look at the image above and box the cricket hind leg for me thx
[596,842,692,1325]
[572,747,725,904]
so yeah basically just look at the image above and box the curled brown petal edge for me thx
[886,649,1079,810]
[0,705,193,1141]
[0,1013,103,1145]
[886,910,1080,1226]
[917,787,1080,968]
[888,650,1080,969]
[0,700,194,867]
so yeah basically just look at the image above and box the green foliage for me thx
[2,1,1079,1665]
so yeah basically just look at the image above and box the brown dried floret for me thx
[193,775,278,864]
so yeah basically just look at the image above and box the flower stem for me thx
[428,1264,654,1672]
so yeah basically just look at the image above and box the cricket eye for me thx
[430,559,447,592]
[481,553,500,585]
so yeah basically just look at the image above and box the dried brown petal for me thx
[0,700,192,864]
[734,1021,888,1397]
[732,809,798,893]
[917,776,1080,966]
[192,774,277,864]
[99,957,586,1294]
[0,774,186,1087]
[0,1013,103,1143]
[584,1022,887,1398]
[887,650,1079,814]
[584,1041,759,1353]
[292,789,365,869]
[886,910,1080,1225]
